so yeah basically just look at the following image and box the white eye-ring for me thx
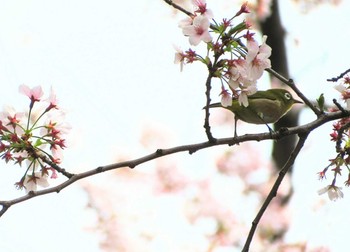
[284,92,291,100]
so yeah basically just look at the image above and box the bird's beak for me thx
[293,98,303,104]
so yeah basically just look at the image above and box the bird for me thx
[207,88,302,136]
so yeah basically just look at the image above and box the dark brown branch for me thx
[266,68,322,117]
[162,0,193,17]
[327,68,350,82]
[34,150,74,178]
[333,99,346,113]
[242,133,309,252]
[203,72,216,142]
[0,109,348,218]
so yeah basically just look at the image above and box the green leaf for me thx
[34,138,43,147]
[227,21,247,37]
[316,93,325,112]
[223,40,238,52]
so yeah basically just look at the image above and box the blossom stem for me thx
[26,107,32,131]
[29,110,48,131]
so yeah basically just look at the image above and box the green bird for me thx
[207,88,302,136]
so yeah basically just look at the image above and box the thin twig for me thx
[327,68,350,82]
[266,68,322,117]
[333,99,346,113]
[34,150,74,178]
[162,0,194,17]
[242,132,309,252]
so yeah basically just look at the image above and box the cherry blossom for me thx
[182,15,212,46]
[174,46,186,71]
[334,84,350,109]
[178,16,193,29]
[238,85,258,107]
[246,35,272,81]
[45,86,59,112]
[228,59,250,89]
[235,2,250,17]
[13,151,28,166]
[42,111,71,138]
[0,106,25,133]
[0,85,69,191]
[220,88,232,107]
[24,172,50,192]
[227,59,258,107]
[19,84,44,105]
[318,185,344,201]
[192,0,213,19]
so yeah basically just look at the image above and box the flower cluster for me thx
[334,75,350,109]
[0,85,70,192]
[174,1,272,107]
[317,75,350,201]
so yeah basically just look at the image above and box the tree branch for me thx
[242,132,309,252]
[266,68,321,117]
[203,72,216,142]
[327,68,350,82]
[162,0,194,17]
[0,109,348,218]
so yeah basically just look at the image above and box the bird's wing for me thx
[247,91,277,101]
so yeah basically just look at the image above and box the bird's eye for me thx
[284,92,291,100]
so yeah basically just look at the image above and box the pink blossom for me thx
[49,168,58,179]
[246,35,271,80]
[227,59,257,106]
[45,86,58,111]
[0,106,25,133]
[317,170,327,180]
[24,172,50,192]
[238,85,257,107]
[334,84,350,109]
[235,2,250,17]
[220,88,232,107]
[228,59,250,89]
[2,150,13,163]
[182,15,212,46]
[330,131,338,141]
[19,84,44,103]
[174,46,186,71]
[245,35,259,62]
[192,0,214,19]
[41,110,71,138]
[178,17,193,29]
[13,151,28,166]
[51,145,63,164]
[225,35,271,107]
[184,48,197,63]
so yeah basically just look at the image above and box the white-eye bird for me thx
[207,88,302,136]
